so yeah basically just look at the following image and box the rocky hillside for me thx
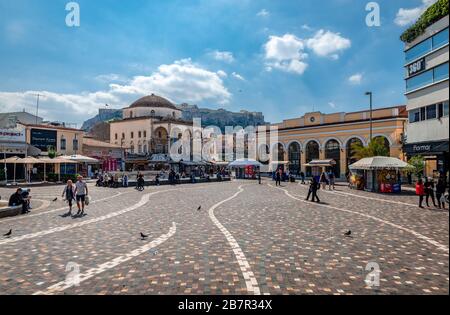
[82,105,267,133]
[81,108,122,131]
[179,104,267,131]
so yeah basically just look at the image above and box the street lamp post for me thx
[1,145,7,185]
[365,92,373,142]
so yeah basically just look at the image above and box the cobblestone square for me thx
[0,179,448,295]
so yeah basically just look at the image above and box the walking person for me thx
[74,175,89,216]
[436,176,447,210]
[61,179,75,216]
[275,168,282,186]
[122,174,129,187]
[424,177,437,207]
[137,173,145,191]
[300,171,306,184]
[416,178,425,208]
[306,177,320,203]
[319,172,328,190]
[327,170,335,190]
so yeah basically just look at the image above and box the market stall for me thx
[59,155,100,178]
[228,159,262,180]
[349,156,412,193]
[304,159,336,181]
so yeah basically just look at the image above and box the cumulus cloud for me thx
[305,30,351,59]
[217,70,227,78]
[95,73,128,83]
[209,50,235,63]
[395,0,438,26]
[257,9,270,17]
[0,59,232,125]
[231,72,245,81]
[264,34,308,74]
[348,73,363,85]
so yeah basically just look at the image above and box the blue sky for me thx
[0,0,437,126]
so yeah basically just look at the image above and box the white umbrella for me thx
[349,156,411,171]
[0,156,21,184]
[228,159,262,168]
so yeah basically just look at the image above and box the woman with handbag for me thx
[62,179,75,216]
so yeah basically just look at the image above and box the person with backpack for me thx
[306,177,320,203]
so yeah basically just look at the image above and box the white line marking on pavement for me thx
[33,222,177,295]
[0,189,178,246]
[0,191,129,223]
[269,184,449,253]
[208,185,262,295]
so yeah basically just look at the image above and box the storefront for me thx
[349,156,411,193]
[82,137,125,173]
[0,128,27,181]
[404,140,449,179]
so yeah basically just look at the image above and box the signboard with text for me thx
[407,58,426,77]
[0,128,26,142]
[30,129,57,151]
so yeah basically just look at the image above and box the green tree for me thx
[47,146,57,159]
[407,155,425,179]
[351,137,389,160]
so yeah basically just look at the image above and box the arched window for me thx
[346,137,363,171]
[272,143,285,162]
[325,139,341,178]
[60,136,66,151]
[288,142,301,175]
[305,141,320,177]
[258,144,270,165]
[373,136,390,156]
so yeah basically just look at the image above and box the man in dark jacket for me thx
[8,188,28,214]
[306,177,320,203]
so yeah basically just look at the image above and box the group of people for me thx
[61,175,89,216]
[415,176,447,209]
[8,188,32,214]
[96,173,122,188]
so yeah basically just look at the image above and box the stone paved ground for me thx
[0,179,448,295]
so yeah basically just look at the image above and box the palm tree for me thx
[351,137,389,160]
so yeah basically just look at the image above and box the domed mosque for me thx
[110,94,203,171]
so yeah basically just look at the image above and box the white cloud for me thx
[306,30,351,59]
[301,24,312,31]
[395,0,438,26]
[209,50,235,63]
[0,59,232,125]
[348,73,363,85]
[217,70,227,78]
[257,9,270,17]
[328,102,336,109]
[264,34,308,75]
[232,72,245,81]
[95,73,128,83]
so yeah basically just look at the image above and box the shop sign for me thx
[407,58,425,77]
[30,129,57,151]
[0,128,26,142]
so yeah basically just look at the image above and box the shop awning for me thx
[59,155,100,163]
[349,156,411,170]
[304,159,336,167]
[228,159,262,168]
